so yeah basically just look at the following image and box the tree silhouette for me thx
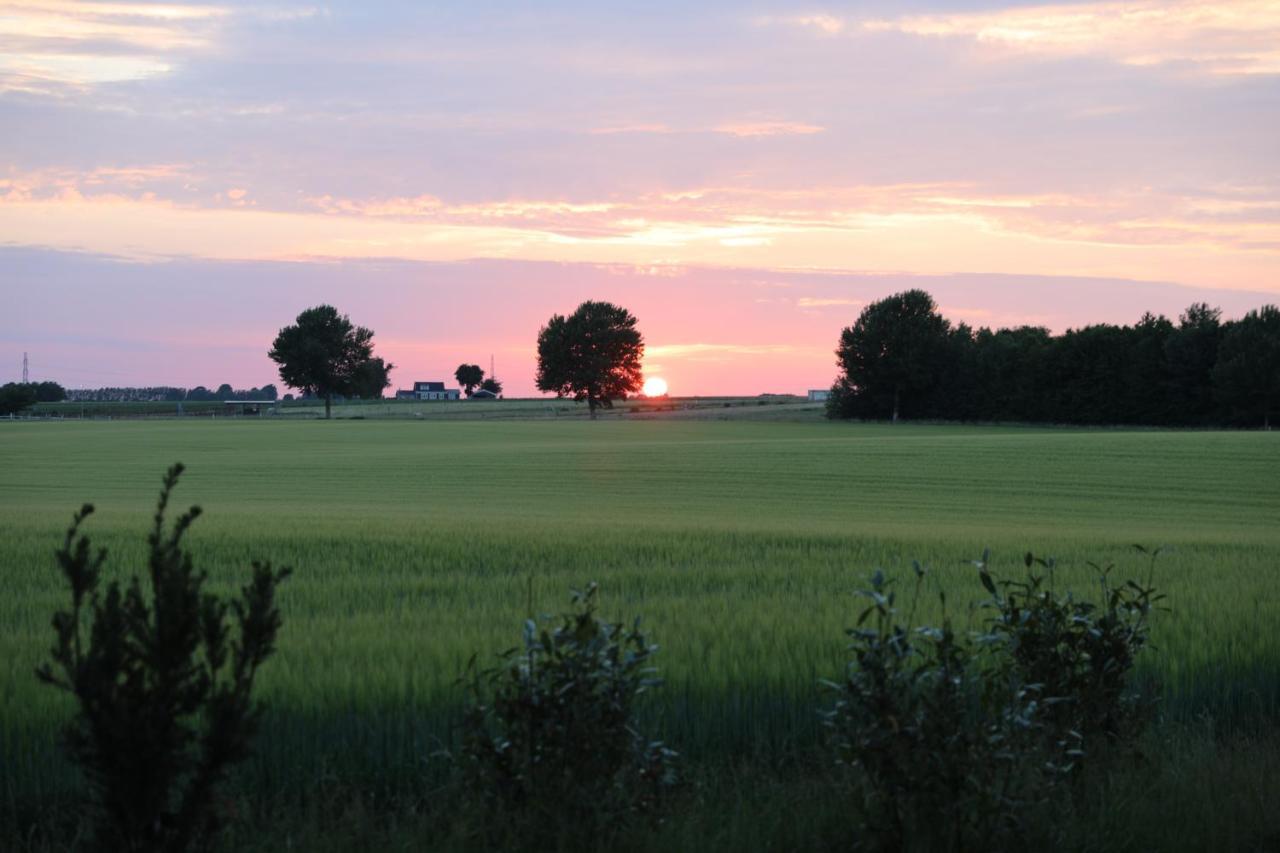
[536,301,643,419]
[830,290,951,423]
[268,305,385,419]
[455,364,484,397]
[1214,305,1280,428]
[350,357,395,400]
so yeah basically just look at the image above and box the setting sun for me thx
[642,377,669,397]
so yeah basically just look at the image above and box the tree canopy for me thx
[535,301,643,418]
[1213,305,1280,429]
[480,377,503,396]
[455,364,484,397]
[0,383,38,415]
[0,381,65,414]
[33,381,66,403]
[268,305,391,418]
[826,290,1280,428]
[830,289,951,423]
[350,357,394,400]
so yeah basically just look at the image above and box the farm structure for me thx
[395,381,461,401]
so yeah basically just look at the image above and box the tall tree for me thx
[34,381,66,403]
[536,301,644,419]
[455,364,485,397]
[829,290,951,423]
[0,383,38,415]
[350,357,395,400]
[1165,303,1222,425]
[268,305,383,419]
[1213,305,1280,428]
[1123,313,1175,425]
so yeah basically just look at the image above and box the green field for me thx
[30,394,814,420]
[3,418,1279,845]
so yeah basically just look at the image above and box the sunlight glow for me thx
[642,377,669,397]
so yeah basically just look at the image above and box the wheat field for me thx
[3,418,1277,813]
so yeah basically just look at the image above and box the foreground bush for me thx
[36,464,290,853]
[822,566,1063,852]
[824,553,1161,851]
[459,583,678,846]
[979,548,1163,758]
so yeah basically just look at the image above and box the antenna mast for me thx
[490,354,495,380]
[22,352,29,383]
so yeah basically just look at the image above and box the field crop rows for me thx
[2,419,1278,814]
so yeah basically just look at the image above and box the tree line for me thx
[18,293,1274,426]
[271,301,643,418]
[827,290,1280,428]
[0,381,66,415]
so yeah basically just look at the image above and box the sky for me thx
[2,0,1279,395]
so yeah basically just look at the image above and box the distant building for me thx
[396,381,461,401]
[469,388,499,399]
[807,389,830,402]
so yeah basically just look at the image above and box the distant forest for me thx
[827,291,1280,428]
[64,384,279,403]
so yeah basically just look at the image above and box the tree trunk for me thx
[588,397,598,420]
[892,385,900,424]
[325,393,332,420]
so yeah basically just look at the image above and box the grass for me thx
[28,394,816,420]
[2,418,1278,846]
[196,727,1280,853]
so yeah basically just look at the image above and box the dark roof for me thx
[469,389,498,398]
[413,381,446,391]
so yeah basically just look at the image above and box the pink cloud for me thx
[713,121,825,137]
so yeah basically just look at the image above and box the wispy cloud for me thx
[589,121,824,137]
[713,121,825,137]
[1,163,194,202]
[0,0,228,91]
[2,3,1278,297]
[309,194,618,223]
[773,1,1280,76]
[3,169,1278,290]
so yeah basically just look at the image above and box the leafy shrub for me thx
[36,464,291,853]
[458,583,678,846]
[824,551,1163,850]
[978,547,1163,756]
[822,566,1061,852]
